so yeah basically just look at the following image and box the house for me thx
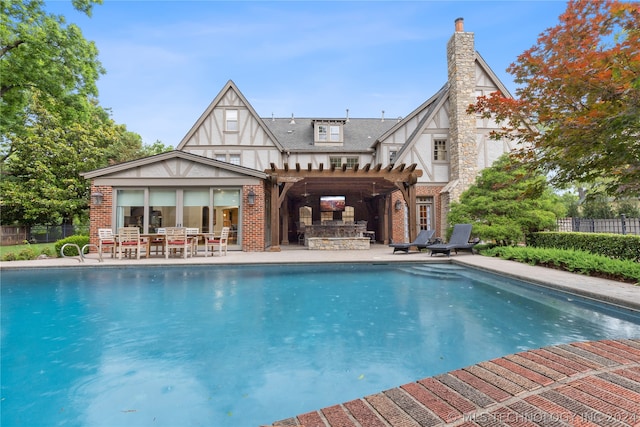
[83,18,517,252]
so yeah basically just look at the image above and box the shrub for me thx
[2,252,17,261]
[40,247,54,257]
[482,246,640,284]
[54,235,90,257]
[528,232,640,262]
[17,248,37,260]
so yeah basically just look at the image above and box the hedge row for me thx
[482,246,640,284]
[527,232,640,262]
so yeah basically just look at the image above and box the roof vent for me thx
[271,113,275,122]
[381,110,385,122]
[290,113,295,125]
[346,108,350,123]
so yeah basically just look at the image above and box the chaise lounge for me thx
[426,223,479,257]
[389,229,436,254]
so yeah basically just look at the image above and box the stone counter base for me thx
[307,237,370,250]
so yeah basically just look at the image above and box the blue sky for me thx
[46,0,569,147]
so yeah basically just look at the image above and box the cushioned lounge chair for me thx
[426,223,478,257]
[389,229,436,254]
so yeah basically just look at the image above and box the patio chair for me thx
[117,227,142,260]
[205,227,229,256]
[164,227,189,259]
[426,224,478,257]
[389,229,436,254]
[98,228,116,258]
[186,227,200,256]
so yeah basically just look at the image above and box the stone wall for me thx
[307,237,370,250]
[446,18,477,203]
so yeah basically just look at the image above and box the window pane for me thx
[116,190,144,230]
[345,157,358,169]
[226,109,238,131]
[150,190,176,205]
[330,125,340,141]
[215,154,226,162]
[117,189,144,206]
[149,189,176,232]
[434,140,447,161]
[184,190,210,206]
[329,157,342,167]
[229,154,241,165]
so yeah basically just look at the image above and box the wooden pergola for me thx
[266,162,423,250]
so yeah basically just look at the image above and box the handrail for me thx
[82,243,103,262]
[60,243,82,263]
[59,243,103,263]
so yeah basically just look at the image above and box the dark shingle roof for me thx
[263,118,397,152]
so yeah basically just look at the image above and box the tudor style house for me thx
[83,18,517,252]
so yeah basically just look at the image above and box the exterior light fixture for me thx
[394,200,403,211]
[247,189,256,206]
[91,191,104,206]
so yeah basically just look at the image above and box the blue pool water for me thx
[2,263,640,427]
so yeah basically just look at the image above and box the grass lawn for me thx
[0,243,57,259]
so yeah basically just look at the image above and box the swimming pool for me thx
[2,263,639,427]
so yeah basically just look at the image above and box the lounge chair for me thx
[205,227,229,256]
[426,223,478,257]
[389,229,436,254]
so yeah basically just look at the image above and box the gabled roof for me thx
[391,51,515,160]
[175,80,284,152]
[263,118,396,153]
[81,150,267,179]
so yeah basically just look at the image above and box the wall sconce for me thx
[247,189,256,206]
[91,191,104,206]
[394,199,403,211]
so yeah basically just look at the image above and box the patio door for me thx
[115,188,242,249]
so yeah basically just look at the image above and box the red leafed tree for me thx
[469,0,640,197]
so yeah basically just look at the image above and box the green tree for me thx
[0,91,132,225]
[469,0,640,197]
[140,140,174,157]
[447,154,565,246]
[1,0,104,151]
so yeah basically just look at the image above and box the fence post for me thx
[621,214,627,235]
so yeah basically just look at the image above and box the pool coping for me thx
[266,339,640,427]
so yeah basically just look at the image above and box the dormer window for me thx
[314,120,344,144]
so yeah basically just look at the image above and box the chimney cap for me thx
[455,17,464,32]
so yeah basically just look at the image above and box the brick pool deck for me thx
[267,339,640,427]
[3,245,640,426]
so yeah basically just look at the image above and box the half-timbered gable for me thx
[177,80,284,171]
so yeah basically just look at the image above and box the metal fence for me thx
[0,225,89,246]
[556,215,640,235]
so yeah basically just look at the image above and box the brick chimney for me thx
[446,17,476,203]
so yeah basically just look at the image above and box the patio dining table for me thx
[137,232,207,258]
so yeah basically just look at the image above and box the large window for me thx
[149,189,176,233]
[114,188,242,246]
[116,190,145,231]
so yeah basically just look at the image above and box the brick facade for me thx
[89,185,113,249]
[241,184,266,251]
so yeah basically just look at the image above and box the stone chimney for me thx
[446,17,476,203]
